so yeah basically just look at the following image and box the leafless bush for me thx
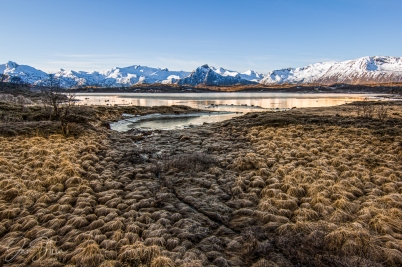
[354,98,375,118]
[376,103,389,121]
[40,74,80,136]
[354,98,390,120]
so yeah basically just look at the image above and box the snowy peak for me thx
[101,65,190,85]
[358,56,402,72]
[213,67,240,78]
[178,65,257,86]
[240,70,264,82]
[315,56,402,85]
[1,61,48,84]
[6,61,19,69]
[260,56,402,85]
[261,62,335,84]
[0,61,191,87]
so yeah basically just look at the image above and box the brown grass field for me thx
[1,97,402,266]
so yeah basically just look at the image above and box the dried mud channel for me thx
[2,101,402,266]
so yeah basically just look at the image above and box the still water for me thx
[75,92,381,131]
[75,92,377,110]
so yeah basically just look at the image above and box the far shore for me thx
[65,82,402,95]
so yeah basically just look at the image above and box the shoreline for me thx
[67,82,402,94]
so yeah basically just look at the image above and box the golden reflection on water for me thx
[75,93,378,112]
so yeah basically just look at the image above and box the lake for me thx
[75,92,381,131]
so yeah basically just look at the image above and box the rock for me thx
[100,121,111,129]
[130,135,144,141]
[179,135,191,142]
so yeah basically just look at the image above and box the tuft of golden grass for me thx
[150,256,175,267]
[118,242,162,265]
[71,242,105,267]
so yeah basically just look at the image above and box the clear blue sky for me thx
[1,0,401,73]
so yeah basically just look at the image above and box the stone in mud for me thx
[100,121,111,129]
[131,135,144,141]
[179,135,191,142]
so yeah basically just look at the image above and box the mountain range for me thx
[1,56,401,88]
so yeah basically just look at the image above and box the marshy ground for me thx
[1,97,402,266]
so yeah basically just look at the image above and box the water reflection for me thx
[77,92,382,131]
[131,114,237,130]
[76,92,378,112]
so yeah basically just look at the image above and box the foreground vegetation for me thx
[1,94,402,266]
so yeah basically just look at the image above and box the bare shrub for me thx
[354,98,387,119]
[376,103,389,121]
[356,100,372,118]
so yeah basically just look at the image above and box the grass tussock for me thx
[71,242,105,267]
[224,123,402,266]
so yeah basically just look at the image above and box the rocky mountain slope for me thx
[177,65,258,86]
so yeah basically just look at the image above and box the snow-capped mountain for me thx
[1,61,49,84]
[178,64,258,86]
[2,56,402,88]
[212,67,263,82]
[239,70,265,82]
[0,61,262,88]
[260,56,402,85]
[0,62,191,88]
[53,66,190,88]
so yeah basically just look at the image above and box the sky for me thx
[1,0,401,73]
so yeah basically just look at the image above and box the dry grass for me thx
[2,101,402,266]
[225,122,402,265]
[71,241,105,267]
[150,256,175,267]
[118,242,161,265]
[0,132,124,266]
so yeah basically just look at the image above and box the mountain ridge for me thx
[177,64,258,86]
[0,61,263,87]
[1,56,402,88]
